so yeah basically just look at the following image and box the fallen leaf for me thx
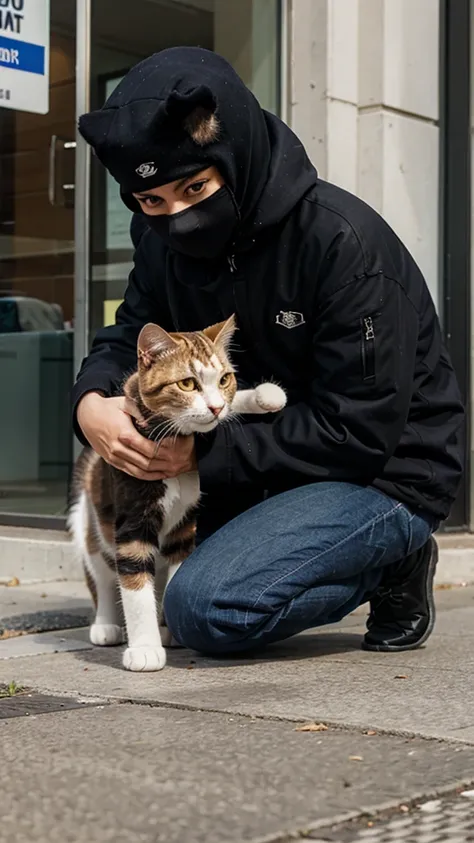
[186,665,195,670]
[6,577,20,587]
[348,755,363,762]
[395,674,408,679]
[0,629,26,641]
[365,730,377,736]
[295,722,328,732]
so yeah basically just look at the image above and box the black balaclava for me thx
[79,47,317,260]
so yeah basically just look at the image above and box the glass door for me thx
[88,0,281,344]
[0,0,76,523]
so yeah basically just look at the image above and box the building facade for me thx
[0,0,470,532]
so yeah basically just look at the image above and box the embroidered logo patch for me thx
[136,162,158,178]
[275,311,305,329]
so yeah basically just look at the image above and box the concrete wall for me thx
[287,0,440,308]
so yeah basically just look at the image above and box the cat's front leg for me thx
[231,383,287,415]
[116,534,166,671]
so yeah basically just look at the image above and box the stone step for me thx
[0,526,474,585]
[0,526,82,583]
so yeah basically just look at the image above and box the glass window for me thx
[89,0,281,342]
[0,0,76,520]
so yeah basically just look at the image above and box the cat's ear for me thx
[203,314,236,350]
[137,323,179,368]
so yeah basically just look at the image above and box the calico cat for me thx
[68,316,286,672]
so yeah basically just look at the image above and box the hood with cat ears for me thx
[78,47,268,218]
[78,47,317,235]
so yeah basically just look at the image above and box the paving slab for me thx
[1,703,474,843]
[0,626,471,743]
[0,588,472,743]
[0,626,92,659]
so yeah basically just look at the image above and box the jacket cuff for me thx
[71,379,113,447]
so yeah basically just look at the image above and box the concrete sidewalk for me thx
[0,581,474,842]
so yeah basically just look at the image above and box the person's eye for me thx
[185,180,208,197]
[139,196,162,208]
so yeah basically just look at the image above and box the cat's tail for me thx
[67,449,100,607]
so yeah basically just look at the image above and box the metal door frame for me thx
[73,0,91,427]
[439,0,471,530]
[0,0,90,530]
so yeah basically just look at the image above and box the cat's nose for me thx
[208,405,224,417]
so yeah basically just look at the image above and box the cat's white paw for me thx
[255,383,287,413]
[159,626,182,648]
[122,645,167,672]
[90,623,123,646]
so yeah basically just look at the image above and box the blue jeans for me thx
[164,482,437,654]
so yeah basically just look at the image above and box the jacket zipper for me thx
[361,315,376,382]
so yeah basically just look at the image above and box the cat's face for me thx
[136,316,238,435]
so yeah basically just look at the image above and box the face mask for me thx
[144,185,239,260]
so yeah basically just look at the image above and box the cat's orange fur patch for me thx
[118,539,156,560]
[121,572,153,591]
[161,520,197,564]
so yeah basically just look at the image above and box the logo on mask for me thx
[136,162,158,178]
[275,311,306,329]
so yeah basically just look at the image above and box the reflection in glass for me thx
[0,0,75,518]
[89,0,281,340]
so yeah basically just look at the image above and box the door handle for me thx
[48,136,76,207]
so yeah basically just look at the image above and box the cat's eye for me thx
[177,378,197,392]
[220,373,232,387]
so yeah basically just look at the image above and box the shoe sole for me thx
[361,536,438,653]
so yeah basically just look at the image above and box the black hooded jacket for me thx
[73,47,464,523]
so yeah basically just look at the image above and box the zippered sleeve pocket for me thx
[360,314,377,382]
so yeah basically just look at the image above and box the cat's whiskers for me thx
[150,419,182,448]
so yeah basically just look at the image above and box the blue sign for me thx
[0,33,45,75]
[0,0,49,114]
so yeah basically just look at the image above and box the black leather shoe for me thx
[361,536,438,652]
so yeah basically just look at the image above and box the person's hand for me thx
[76,392,196,480]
